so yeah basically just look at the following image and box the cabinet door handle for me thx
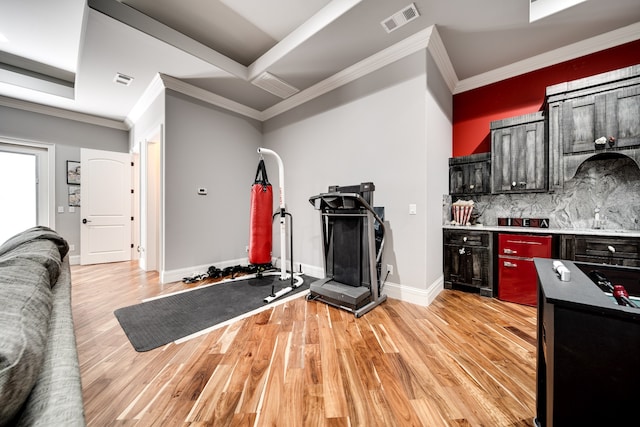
[503,261,518,268]
[503,248,517,255]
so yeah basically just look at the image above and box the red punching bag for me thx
[248,159,273,265]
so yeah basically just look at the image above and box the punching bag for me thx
[248,159,273,265]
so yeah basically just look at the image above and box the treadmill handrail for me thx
[309,192,386,265]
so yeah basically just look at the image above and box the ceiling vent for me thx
[113,72,134,86]
[251,71,299,99]
[381,3,420,33]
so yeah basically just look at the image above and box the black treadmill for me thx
[307,182,387,317]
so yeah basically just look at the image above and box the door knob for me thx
[82,218,91,224]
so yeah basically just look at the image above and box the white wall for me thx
[424,51,453,295]
[262,50,452,305]
[162,90,262,275]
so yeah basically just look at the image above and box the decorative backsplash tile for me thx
[445,155,640,231]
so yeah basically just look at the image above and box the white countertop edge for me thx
[442,224,640,238]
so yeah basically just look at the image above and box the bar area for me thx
[534,258,640,426]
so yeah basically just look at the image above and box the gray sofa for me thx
[0,226,85,426]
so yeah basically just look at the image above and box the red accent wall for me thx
[452,39,640,157]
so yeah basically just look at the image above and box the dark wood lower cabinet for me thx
[535,258,640,427]
[560,234,640,267]
[443,229,494,297]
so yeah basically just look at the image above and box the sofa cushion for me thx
[0,228,66,424]
[0,226,69,282]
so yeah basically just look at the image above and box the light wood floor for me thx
[72,261,538,426]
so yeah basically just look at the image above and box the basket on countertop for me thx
[452,200,474,226]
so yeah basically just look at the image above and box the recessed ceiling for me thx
[0,0,638,126]
[119,0,333,66]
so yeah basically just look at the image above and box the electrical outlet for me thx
[245,245,249,252]
[387,264,393,275]
[70,244,75,252]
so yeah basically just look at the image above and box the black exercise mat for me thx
[114,274,311,352]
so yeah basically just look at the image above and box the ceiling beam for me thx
[247,0,362,81]
[87,0,247,80]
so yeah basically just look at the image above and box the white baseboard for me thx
[270,258,324,279]
[160,259,444,307]
[159,258,325,284]
[383,275,444,307]
[294,261,444,307]
[426,275,445,305]
[160,257,248,284]
[69,255,80,265]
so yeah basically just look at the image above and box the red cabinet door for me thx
[499,257,539,306]
[498,234,552,306]
[499,234,552,258]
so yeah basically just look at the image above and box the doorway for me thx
[140,128,162,272]
[0,140,53,244]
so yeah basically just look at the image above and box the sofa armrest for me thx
[14,258,86,426]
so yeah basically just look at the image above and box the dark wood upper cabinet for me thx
[547,65,640,190]
[551,82,640,155]
[491,111,547,193]
[449,152,491,197]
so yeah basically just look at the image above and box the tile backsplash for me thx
[444,155,640,231]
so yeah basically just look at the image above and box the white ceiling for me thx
[0,0,639,127]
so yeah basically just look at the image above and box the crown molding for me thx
[0,95,128,130]
[262,26,434,120]
[125,73,165,128]
[454,21,640,94]
[155,27,437,123]
[426,25,458,93]
[6,20,636,129]
[159,74,263,121]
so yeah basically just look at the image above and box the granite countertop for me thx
[442,224,640,238]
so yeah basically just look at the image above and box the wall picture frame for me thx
[67,160,81,185]
[68,186,80,207]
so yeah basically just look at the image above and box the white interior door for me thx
[80,148,132,265]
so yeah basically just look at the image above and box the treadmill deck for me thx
[309,278,371,309]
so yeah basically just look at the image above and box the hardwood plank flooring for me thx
[72,261,537,426]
